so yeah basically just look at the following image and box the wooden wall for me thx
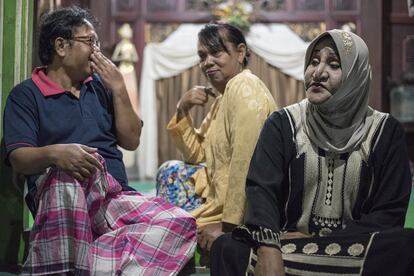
[80,0,387,111]
[56,0,414,161]
[387,1,414,161]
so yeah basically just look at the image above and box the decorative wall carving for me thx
[111,0,138,17]
[145,23,180,43]
[288,22,326,42]
[147,0,177,12]
[114,0,135,11]
[333,0,358,11]
[296,0,325,11]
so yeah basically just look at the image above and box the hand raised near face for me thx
[52,144,104,182]
[176,86,215,120]
[89,46,125,92]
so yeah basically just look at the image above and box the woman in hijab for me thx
[210,30,414,275]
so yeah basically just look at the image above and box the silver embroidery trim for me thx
[281,243,297,254]
[347,243,364,257]
[325,243,341,256]
[302,243,319,255]
[238,225,281,248]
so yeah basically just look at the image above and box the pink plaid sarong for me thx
[21,154,197,275]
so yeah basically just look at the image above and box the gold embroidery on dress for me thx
[341,31,353,55]
[348,243,364,256]
[281,243,297,254]
[303,243,319,255]
[325,243,341,256]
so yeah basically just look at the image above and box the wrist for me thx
[176,104,189,122]
[177,103,189,114]
[109,82,127,95]
[45,144,59,166]
[257,246,282,256]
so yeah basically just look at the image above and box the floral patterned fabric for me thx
[156,160,205,211]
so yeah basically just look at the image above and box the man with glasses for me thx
[70,35,101,48]
[3,6,196,275]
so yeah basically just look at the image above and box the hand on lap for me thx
[197,222,224,251]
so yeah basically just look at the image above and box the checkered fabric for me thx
[21,154,197,275]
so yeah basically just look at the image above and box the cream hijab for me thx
[301,29,373,153]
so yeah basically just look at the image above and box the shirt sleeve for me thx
[221,76,276,225]
[166,99,219,164]
[232,112,288,249]
[3,85,39,164]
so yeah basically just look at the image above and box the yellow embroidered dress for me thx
[159,69,276,227]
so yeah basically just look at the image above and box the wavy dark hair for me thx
[198,21,251,66]
[38,6,98,65]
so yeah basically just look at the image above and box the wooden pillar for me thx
[0,0,34,271]
[360,0,385,111]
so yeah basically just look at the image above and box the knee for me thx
[210,233,251,275]
[210,233,238,275]
[156,160,184,182]
[210,233,233,261]
[155,197,196,222]
[157,160,183,173]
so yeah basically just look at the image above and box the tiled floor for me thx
[129,180,157,196]
[405,192,414,228]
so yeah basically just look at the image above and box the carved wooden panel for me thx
[265,0,286,11]
[185,0,219,11]
[288,22,326,42]
[333,0,359,11]
[114,0,136,11]
[145,23,180,43]
[403,36,414,74]
[296,0,325,11]
[147,0,178,12]
[111,0,138,17]
[185,0,285,12]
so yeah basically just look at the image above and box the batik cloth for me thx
[21,154,197,276]
[156,160,204,212]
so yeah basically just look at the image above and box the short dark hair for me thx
[38,6,98,65]
[198,22,251,66]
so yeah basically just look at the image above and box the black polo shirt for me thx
[3,67,130,198]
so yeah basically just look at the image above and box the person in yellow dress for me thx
[156,22,277,251]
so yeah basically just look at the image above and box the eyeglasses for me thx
[70,36,100,48]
